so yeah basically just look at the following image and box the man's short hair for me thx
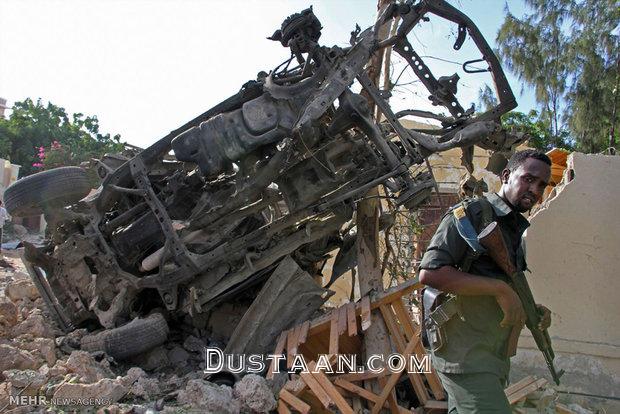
[506,149,551,171]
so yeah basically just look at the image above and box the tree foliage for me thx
[496,0,619,153]
[0,98,124,176]
[502,110,574,151]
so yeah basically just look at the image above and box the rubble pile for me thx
[0,255,279,413]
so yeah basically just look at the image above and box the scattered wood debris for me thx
[269,279,446,413]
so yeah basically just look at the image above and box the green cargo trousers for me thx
[437,372,511,413]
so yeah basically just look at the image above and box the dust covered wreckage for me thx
[6,1,522,363]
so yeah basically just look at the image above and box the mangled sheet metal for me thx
[8,0,522,359]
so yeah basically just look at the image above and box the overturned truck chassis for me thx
[20,0,522,355]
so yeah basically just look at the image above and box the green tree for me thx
[477,86,573,151]
[0,98,124,176]
[496,0,619,153]
[502,110,574,151]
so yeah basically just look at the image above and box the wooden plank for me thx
[334,379,410,414]
[277,400,292,414]
[391,299,418,338]
[287,329,298,369]
[370,279,422,308]
[370,335,418,414]
[298,320,310,345]
[338,305,348,336]
[279,389,311,414]
[267,330,288,379]
[310,369,355,414]
[361,296,372,331]
[392,298,445,400]
[378,375,400,414]
[329,309,340,356]
[335,370,388,383]
[292,325,304,355]
[352,396,363,414]
[306,280,423,338]
[507,378,548,405]
[346,302,358,337]
[379,304,429,404]
[299,369,333,409]
[425,400,448,410]
[504,375,537,397]
[556,403,579,414]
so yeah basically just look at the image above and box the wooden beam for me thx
[379,304,429,404]
[370,335,418,414]
[504,375,536,396]
[279,389,311,414]
[361,296,372,331]
[334,370,388,383]
[305,280,423,338]
[287,328,298,369]
[392,298,445,400]
[424,400,448,410]
[334,378,411,414]
[378,375,400,414]
[506,378,548,405]
[329,309,340,356]
[346,302,358,337]
[309,362,355,414]
[338,305,348,336]
[277,400,292,414]
[298,320,310,345]
[299,369,333,409]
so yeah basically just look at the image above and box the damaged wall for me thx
[514,153,620,410]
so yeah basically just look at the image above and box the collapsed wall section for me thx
[514,153,620,410]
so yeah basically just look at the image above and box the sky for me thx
[0,0,533,148]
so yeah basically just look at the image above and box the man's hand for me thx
[536,304,552,330]
[495,284,525,328]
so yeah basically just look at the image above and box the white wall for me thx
[513,153,620,411]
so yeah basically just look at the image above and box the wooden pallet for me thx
[270,279,446,413]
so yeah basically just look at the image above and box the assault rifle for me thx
[478,221,564,385]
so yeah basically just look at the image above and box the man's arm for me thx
[420,266,525,328]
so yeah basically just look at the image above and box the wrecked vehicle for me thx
[6,0,523,360]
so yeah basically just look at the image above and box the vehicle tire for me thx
[4,167,91,217]
[81,313,169,360]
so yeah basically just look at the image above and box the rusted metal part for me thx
[16,2,519,356]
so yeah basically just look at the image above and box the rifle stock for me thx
[478,221,564,385]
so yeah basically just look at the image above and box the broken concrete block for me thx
[53,378,128,405]
[178,379,240,414]
[2,369,47,389]
[121,367,148,387]
[0,297,18,327]
[233,374,276,413]
[0,344,39,374]
[5,279,39,302]
[65,350,114,383]
[13,311,56,338]
[130,376,162,400]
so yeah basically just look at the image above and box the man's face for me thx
[501,158,551,212]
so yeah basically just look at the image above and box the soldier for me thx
[419,149,553,413]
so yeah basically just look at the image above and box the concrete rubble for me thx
[0,252,596,414]
[0,255,285,412]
